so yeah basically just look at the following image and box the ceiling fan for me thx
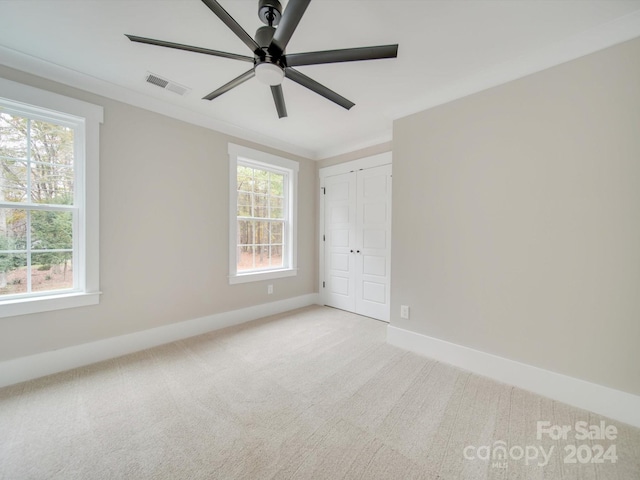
[126,0,398,118]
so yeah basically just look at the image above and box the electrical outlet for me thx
[400,305,410,319]
[267,284,273,295]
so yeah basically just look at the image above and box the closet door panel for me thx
[355,164,392,321]
[323,172,357,312]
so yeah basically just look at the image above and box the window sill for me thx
[229,268,297,285]
[0,291,101,319]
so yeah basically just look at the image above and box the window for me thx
[0,77,102,317]
[228,144,298,284]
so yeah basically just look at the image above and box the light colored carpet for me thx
[1,305,639,479]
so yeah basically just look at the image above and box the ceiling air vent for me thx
[145,73,190,96]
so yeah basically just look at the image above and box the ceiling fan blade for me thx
[285,68,354,110]
[285,44,398,67]
[203,68,255,101]
[125,35,253,63]
[271,85,288,118]
[269,0,310,56]
[201,0,262,56]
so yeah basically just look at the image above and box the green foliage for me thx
[31,210,72,268]
[0,236,23,273]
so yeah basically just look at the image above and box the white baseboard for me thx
[387,325,640,428]
[0,293,320,389]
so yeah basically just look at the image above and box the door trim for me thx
[319,152,392,310]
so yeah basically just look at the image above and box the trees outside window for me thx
[0,112,76,295]
[236,164,285,271]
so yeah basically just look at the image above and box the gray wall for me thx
[391,37,640,396]
[0,66,318,362]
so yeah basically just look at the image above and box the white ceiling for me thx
[1,0,640,159]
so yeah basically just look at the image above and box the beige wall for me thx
[3,34,639,397]
[392,37,640,396]
[0,66,317,362]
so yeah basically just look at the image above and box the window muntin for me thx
[228,143,298,284]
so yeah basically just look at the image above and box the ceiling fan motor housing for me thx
[255,24,285,69]
[255,25,276,49]
[254,25,285,85]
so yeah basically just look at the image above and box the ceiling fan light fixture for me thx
[255,62,284,86]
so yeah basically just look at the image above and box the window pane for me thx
[0,253,27,296]
[270,222,283,244]
[237,220,254,246]
[31,210,73,250]
[237,166,253,192]
[0,159,28,202]
[270,245,283,268]
[254,221,271,245]
[269,196,283,219]
[237,245,254,271]
[269,173,284,196]
[237,192,252,217]
[254,194,268,218]
[254,244,269,269]
[31,252,73,292]
[30,120,74,165]
[0,112,28,161]
[0,208,27,251]
[254,169,269,194]
[30,164,74,204]
[271,207,283,219]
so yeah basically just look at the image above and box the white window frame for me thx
[0,77,102,318]
[228,143,298,284]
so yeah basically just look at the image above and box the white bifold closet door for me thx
[323,163,392,322]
